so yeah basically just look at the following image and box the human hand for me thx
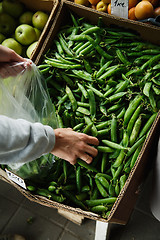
[51,128,99,165]
[0,45,32,78]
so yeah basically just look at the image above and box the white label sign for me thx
[5,169,27,189]
[111,0,128,19]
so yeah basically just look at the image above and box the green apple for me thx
[32,11,49,30]
[15,24,37,45]
[26,41,38,58]
[2,38,22,55]
[34,28,41,40]
[0,13,17,36]
[2,0,24,18]
[19,11,34,25]
[0,33,6,43]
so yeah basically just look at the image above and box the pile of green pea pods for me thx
[27,12,160,218]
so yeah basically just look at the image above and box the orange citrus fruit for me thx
[135,1,154,20]
[154,6,160,16]
[142,0,159,7]
[89,0,100,5]
[108,3,111,14]
[129,0,139,9]
[128,7,137,20]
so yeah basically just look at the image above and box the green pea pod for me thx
[87,89,96,120]
[87,84,104,98]
[96,120,111,130]
[66,85,77,112]
[63,160,68,184]
[120,174,127,190]
[77,159,98,172]
[97,146,114,153]
[98,176,110,190]
[143,82,152,97]
[127,135,146,157]
[95,178,108,198]
[104,92,126,104]
[130,144,142,169]
[72,69,93,81]
[73,123,84,131]
[152,85,160,95]
[59,33,74,57]
[77,82,88,99]
[48,185,56,192]
[27,186,36,192]
[109,183,116,197]
[82,185,90,193]
[96,60,113,78]
[140,54,160,70]
[123,95,142,127]
[97,128,110,137]
[112,150,126,168]
[90,187,99,200]
[45,60,81,69]
[85,35,113,60]
[57,94,68,106]
[116,49,131,65]
[95,173,112,181]
[61,72,74,87]
[83,122,93,134]
[91,205,108,213]
[149,90,157,112]
[113,164,123,180]
[117,107,126,119]
[104,87,115,98]
[63,190,87,210]
[99,65,121,80]
[77,107,90,116]
[102,139,129,151]
[129,115,142,146]
[139,113,157,138]
[111,115,117,143]
[101,152,108,173]
[127,105,142,136]
[76,166,82,193]
[115,181,120,196]
[85,197,117,207]
[84,116,98,136]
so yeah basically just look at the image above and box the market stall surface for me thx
[0,171,160,240]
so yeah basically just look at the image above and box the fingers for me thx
[85,135,99,146]
[80,153,93,164]
[0,62,25,78]
[23,59,32,69]
[78,132,99,146]
[84,144,98,158]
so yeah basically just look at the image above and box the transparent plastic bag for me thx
[0,61,58,181]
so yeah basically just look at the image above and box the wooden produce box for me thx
[8,0,60,61]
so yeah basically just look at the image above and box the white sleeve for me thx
[0,115,55,165]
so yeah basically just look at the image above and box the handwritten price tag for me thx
[5,169,27,189]
[111,0,128,19]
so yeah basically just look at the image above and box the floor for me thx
[0,170,160,240]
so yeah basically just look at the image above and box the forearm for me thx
[0,115,55,165]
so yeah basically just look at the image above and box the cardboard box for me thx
[58,0,160,30]
[35,0,160,65]
[1,0,160,225]
[15,0,60,61]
